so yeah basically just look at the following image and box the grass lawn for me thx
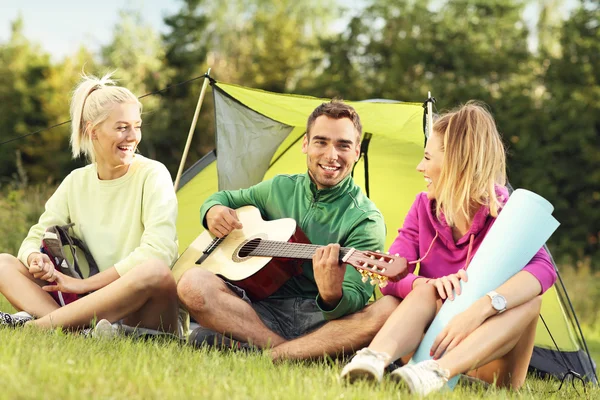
[1,298,598,399]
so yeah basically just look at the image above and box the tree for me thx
[0,17,72,185]
[532,1,600,263]
[160,0,336,173]
[101,10,174,168]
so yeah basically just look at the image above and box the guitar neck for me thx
[248,240,352,261]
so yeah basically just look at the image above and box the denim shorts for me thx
[226,282,326,340]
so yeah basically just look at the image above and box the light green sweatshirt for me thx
[18,155,178,276]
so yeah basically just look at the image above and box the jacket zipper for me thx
[300,192,320,229]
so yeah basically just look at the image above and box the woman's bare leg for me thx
[436,296,542,389]
[368,284,440,364]
[30,260,179,334]
[0,253,60,316]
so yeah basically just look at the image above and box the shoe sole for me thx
[341,366,382,384]
[390,369,417,393]
[93,319,120,339]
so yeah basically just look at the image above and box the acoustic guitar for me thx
[172,206,408,300]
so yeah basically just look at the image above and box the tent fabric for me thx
[533,281,597,383]
[175,80,597,385]
[530,348,597,381]
[214,89,295,190]
[176,150,218,253]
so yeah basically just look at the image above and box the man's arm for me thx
[199,179,274,229]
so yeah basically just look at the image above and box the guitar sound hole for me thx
[238,238,262,258]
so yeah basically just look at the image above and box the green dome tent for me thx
[175,78,597,385]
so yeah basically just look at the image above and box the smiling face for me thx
[416,130,444,200]
[302,115,360,190]
[91,102,142,179]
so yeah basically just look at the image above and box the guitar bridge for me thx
[195,237,225,265]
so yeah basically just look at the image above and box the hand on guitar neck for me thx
[312,244,345,309]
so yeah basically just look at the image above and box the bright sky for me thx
[0,0,578,61]
[0,0,180,60]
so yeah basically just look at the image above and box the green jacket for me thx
[200,173,386,320]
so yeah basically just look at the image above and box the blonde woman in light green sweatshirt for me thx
[0,73,180,336]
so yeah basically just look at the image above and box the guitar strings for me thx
[243,240,352,259]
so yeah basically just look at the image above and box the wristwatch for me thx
[486,291,507,314]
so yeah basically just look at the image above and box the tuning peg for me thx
[370,277,380,285]
[375,249,380,253]
[360,270,369,283]
[379,279,388,288]
[386,251,390,255]
[395,253,399,257]
[370,255,376,260]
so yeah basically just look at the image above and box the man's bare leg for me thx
[177,268,286,348]
[30,260,179,334]
[270,295,401,361]
[0,253,60,317]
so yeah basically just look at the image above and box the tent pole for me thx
[427,91,433,138]
[173,68,212,191]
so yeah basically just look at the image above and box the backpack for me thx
[40,223,100,279]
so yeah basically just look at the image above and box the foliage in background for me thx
[0,0,598,264]
[0,19,77,184]
[529,3,600,263]
[0,183,54,256]
[101,11,175,163]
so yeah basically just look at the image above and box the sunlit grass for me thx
[0,323,597,400]
[1,295,598,399]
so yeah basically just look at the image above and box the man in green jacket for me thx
[177,100,400,360]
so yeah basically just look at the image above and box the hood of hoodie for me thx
[426,185,510,250]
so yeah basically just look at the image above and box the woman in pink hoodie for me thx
[341,102,556,395]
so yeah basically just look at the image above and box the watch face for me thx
[492,296,506,310]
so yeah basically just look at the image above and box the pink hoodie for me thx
[381,187,557,299]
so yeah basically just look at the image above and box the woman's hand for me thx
[27,252,57,282]
[430,304,484,359]
[42,271,88,295]
[427,269,468,301]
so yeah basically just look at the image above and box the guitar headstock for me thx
[344,250,408,288]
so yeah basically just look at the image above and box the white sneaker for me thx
[390,360,450,396]
[340,348,391,383]
[0,311,34,327]
[92,319,121,339]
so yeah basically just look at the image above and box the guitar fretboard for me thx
[246,240,352,261]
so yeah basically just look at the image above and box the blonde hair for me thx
[70,72,142,162]
[433,101,506,226]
